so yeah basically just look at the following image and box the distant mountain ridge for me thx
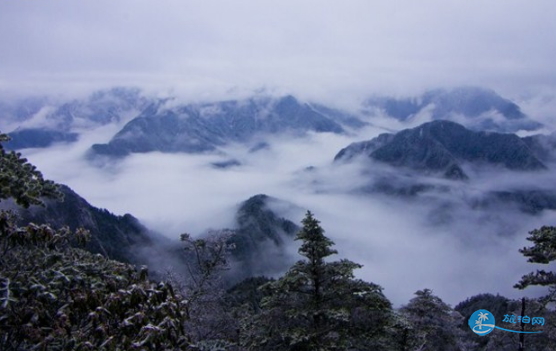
[523,132,556,163]
[91,95,365,157]
[2,86,543,154]
[3,87,150,150]
[334,120,556,213]
[335,120,546,180]
[363,87,542,133]
[4,129,79,150]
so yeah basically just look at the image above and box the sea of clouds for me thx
[7,99,554,306]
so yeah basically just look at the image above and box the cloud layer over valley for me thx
[13,114,555,306]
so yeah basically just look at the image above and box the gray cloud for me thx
[2,1,556,103]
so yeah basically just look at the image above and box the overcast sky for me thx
[1,0,556,102]
[3,1,556,304]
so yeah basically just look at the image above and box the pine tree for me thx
[512,226,556,348]
[515,226,556,302]
[400,289,466,351]
[244,211,392,350]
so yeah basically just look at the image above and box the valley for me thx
[2,86,554,306]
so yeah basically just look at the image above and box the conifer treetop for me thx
[296,210,338,264]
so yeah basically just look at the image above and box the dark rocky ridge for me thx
[1,182,303,282]
[335,120,546,180]
[522,132,556,163]
[5,129,79,150]
[3,185,181,269]
[226,194,300,282]
[334,120,556,213]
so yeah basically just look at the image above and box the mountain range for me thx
[335,120,547,180]
[0,183,302,282]
[333,120,556,213]
[362,86,542,132]
[2,88,149,150]
[90,95,364,157]
[2,85,555,281]
[1,86,545,155]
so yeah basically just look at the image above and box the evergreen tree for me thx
[455,293,512,350]
[515,226,556,302]
[243,211,392,350]
[480,298,552,351]
[400,289,467,350]
[513,226,556,349]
